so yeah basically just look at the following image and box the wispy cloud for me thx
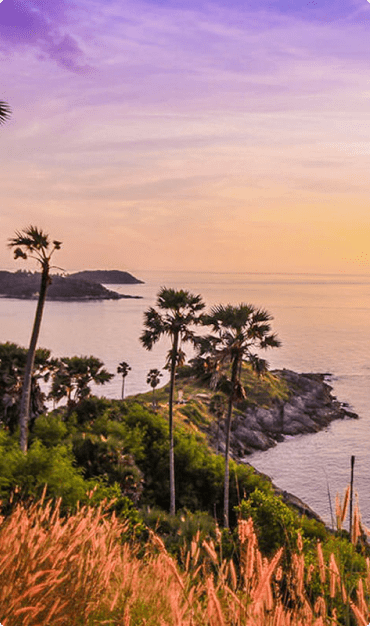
[0,0,93,72]
[1,0,370,272]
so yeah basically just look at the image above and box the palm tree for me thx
[198,303,281,528]
[146,368,163,409]
[140,287,205,515]
[117,361,131,400]
[8,226,62,452]
[0,101,11,125]
[49,355,113,409]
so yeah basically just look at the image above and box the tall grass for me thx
[0,495,369,625]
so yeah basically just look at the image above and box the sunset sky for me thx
[1,0,370,274]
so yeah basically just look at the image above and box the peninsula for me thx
[164,366,358,459]
[70,270,144,284]
[0,271,142,301]
[155,366,358,521]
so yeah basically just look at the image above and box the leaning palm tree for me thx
[198,303,281,528]
[146,368,163,409]
[140,287,205,515]
[0,101,11,126]
[117,361,131,400]
[8,226,62,452]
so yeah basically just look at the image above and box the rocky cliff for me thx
[222,369,357,458]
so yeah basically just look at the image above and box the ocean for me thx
[2,270,370,526]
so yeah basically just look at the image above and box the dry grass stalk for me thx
[352,500,361,545]
[316,542,326,583]
[4,495,370,626]
[349,600,368,626]
[328,553,340,598]
[335,486,350,531]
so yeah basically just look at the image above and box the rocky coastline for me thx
[224,369,358,523]
[190,368,358,523]
[223,369,357,459]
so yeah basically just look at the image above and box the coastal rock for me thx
[224,369,358,458]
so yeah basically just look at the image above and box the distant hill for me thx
[70,270,144,284]
[0,271,142,301]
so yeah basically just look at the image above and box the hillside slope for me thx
[71,270,144,284]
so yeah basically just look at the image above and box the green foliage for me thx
[0,342,53,432]
[49,355,113,409]
[87,481,145,535]
[72,431,144,504]
[141,507,216,554]
[0,435,87,511]
[48,399,270,521]
[31,413,68,447]
[299,515,327,542]
[70,395,118,424]
[237,488,299,555]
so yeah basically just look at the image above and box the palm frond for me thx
[0,101,11,125]
[8,226,50,251]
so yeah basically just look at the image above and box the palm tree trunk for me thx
[168,332,179,516]
[19,264,49,453]
[223,357,239,528]
[121,378,125,400]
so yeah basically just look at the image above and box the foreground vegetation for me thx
[0,388,369,624]
[0,493,369,626]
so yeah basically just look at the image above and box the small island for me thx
[70,270,144,284]
[0,271,142,301]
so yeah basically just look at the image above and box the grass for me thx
[131,364,290,441]
[1,493,369,626]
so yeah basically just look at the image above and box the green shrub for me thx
[0,436,88,511]
[141,507,216,555]
[236,488,299,555]
[31,413,68,447]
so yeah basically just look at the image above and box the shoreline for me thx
[222,369,358,459]
[199,368,358,525]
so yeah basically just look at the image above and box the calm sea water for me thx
[1,270,370,526]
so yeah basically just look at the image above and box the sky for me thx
[1,0,370,274]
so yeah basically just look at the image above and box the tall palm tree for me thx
[117,361,131,399]
[0,101,11,125]
[140,287,205,515]
[198,303,281,528]
[8,226,62,452]
[146,368,163,409]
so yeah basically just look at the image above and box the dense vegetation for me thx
[2,229,368,624]
[0,347,369,623]
[0,393,369,625]
[0,344,368,626]
[1,495,369,626]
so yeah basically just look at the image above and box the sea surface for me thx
[1,270,370,527]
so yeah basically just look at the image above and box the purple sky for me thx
[1,0,370,273]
